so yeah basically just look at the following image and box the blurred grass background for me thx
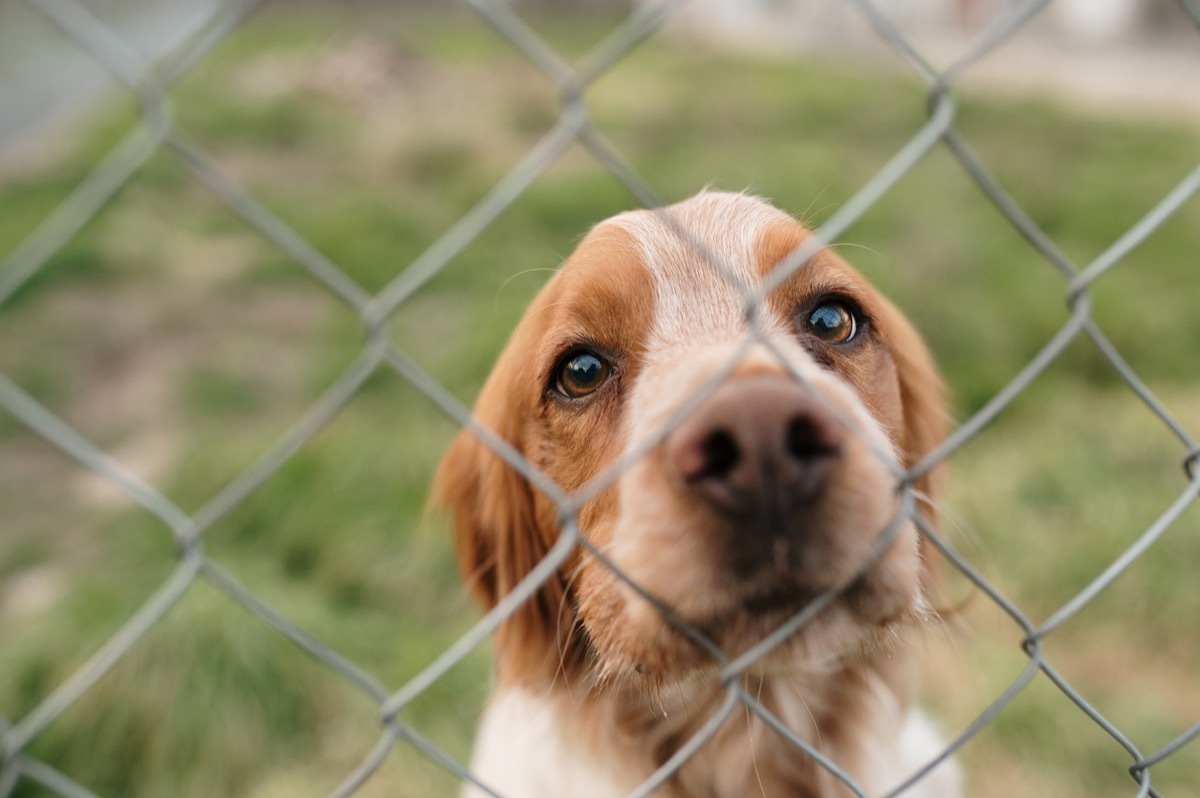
[0,4,1198,797]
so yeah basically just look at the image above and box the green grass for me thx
[1,6,1198,798]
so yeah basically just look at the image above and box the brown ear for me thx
[881,300,950,568]
[432,394,577,683]
[434,427,509,609]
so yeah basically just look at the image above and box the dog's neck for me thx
[491,650,914,798]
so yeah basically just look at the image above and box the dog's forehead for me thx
[596,192,817,349]
[542,192,874,368]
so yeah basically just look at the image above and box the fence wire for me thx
[1,0,1198,796]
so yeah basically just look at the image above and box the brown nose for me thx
[665,375,843,522]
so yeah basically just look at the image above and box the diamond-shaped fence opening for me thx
[1,1,1198,797]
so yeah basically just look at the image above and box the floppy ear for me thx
[434,424,523,611]
[432,373,579,683]
[892,318,947,498]
[881,301,950,565]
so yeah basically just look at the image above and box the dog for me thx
[436,191,960,797]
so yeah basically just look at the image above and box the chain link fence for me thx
[1,0,1198,796]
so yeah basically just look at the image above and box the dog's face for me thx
[437,192,945,687]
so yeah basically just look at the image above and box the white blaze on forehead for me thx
[599,192,797,353]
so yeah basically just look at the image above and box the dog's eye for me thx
[555,350,612,399]
[806,301,858,344]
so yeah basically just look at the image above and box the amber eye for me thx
[555,350,612,399]
[806,300,858,344]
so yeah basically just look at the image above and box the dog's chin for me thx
[584,563,921,686]
[707,573,918,665]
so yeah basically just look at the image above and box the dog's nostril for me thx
[786,415,841,461]
[697,429,739,479]
[675,428,740,483]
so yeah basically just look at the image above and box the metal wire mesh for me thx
[1,0,1197,796]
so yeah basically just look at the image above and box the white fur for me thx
[464,690,635,798]
[465,687,961,798]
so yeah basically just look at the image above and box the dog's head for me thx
[436,191,946,688]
